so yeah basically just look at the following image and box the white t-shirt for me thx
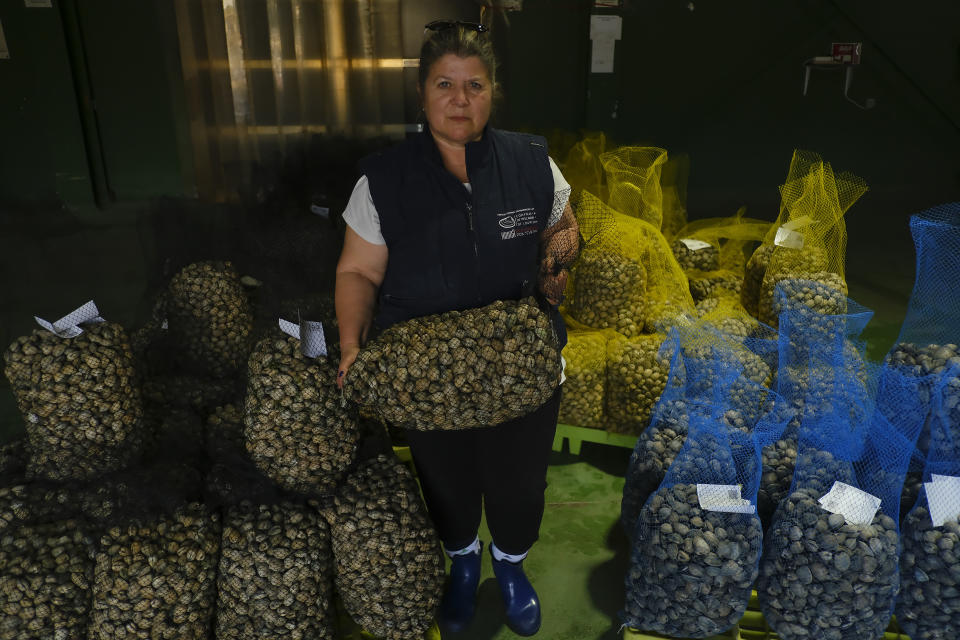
[343,157,572,245]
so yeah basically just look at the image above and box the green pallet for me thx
[553,422,638,455]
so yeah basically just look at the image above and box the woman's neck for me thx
[431,130,471,183]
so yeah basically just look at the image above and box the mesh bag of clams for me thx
[317,453,445,640]
[558,329,611,429]
[622,399,788,638]
[604,332,670,434]
[620,323,781,540]
[753,150,868,328]
[164,260,255,378]
[564,190,693,336]
[245,324,359,494]
[757,283,874,527]
[87,460,219,640]
[884,203,960,461]
[896,364,960,640]
[673,207,770,304]
[756,363,921,640]
[3,318,145,481]
[0,476,105,640]
[345,297,561,430]
[204,437,337,640]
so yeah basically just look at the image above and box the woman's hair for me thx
[418,24,498,91]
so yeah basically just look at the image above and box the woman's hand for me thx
[337,343,361,389]
[539,256,568,306]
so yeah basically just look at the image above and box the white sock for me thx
[490,541,528,563]
[445,536,481,558]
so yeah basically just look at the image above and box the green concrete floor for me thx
[441,441,633,640]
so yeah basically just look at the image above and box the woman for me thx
[335,20,578,636]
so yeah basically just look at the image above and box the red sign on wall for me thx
[832,43,862,64]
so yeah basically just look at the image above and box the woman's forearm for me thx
[335,270,379,348]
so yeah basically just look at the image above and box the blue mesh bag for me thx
[885,203,960,519]
[757,351,922,640]
[896,363,960,640]
[622,394,788,638]
[621,321,778,539]
[757,281,873,528]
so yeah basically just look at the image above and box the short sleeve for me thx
[547,157,571,228]
[342,176,387,245]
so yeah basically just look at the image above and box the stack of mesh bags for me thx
[204,411,337,640]
[86,456,218,640]
[0,476,100,640]
[558,329,613,429]
[620,320,781,541]
[3,318,145,481]
[740,150,868,328]
[134,261,253,416]
[756,296,921,640]
[896,364,960,640]
[345,297,561,430]
[316,453,445,640]
[672,208,770,309]
[888,203,960,639]
[563,190,694,434]
[621,390,789,638]
[244,325,358,495]
[757,282,874,528]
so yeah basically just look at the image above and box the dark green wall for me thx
[0,0,192,207]
[492,0,959,302]
[0,0,94,206]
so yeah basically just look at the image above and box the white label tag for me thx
[697,484,755,514]
[279,318,328,358]
[680,238,712,252]
[774,226,805,249]
[310,204,330,218]
[925,476,960,527]
[35,301,105,338]
[818,481,881,526]
[161,319,169,330]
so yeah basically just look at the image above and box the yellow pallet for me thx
[736,592,909,640]
[624,625,738,640]
[553,422,639,455]
[625,591,911,640]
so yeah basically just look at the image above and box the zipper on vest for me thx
[465,201,479,257]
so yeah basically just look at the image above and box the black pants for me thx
[405,387,562,556]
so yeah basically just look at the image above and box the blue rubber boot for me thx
[437,542,483,633]
[491,547,542,636]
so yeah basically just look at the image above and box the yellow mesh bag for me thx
[755,150,868,327]
[672,208,771,305]
[605,332,670,435]
[564,191,694,336]
[659,153,690,241]
[558,330,611,429]
[600,147,668,229]
[695,296,771,341]
[562,132,608,202]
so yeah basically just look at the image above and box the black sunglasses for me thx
[424,20,488,34]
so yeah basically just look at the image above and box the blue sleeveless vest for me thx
[360,128,556,332]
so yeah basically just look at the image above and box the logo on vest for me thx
[497,207,538,241]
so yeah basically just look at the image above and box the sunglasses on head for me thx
[424,20,488,34]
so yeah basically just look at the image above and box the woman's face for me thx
[421,54,492,147]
